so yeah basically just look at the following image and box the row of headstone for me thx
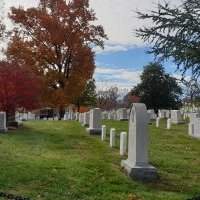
[158,109,170,119]
[182,105,200,113]
[170,110,183,124]
[79,105,200,180]
[155,110,200,139]
[156,110,184,128]
[102,109,184,123]
[15,112,36,121]
[64,112,76,121]
[147,110,157,120]
[101,108,129,121]
[101,125,128,156]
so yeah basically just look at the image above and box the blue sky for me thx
[3,0,183,91]
[94,46,179,91]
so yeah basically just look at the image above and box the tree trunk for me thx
[77,100,80,113]
[6,108,16,127]
[58,105,64,120]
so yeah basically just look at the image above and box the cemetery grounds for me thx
[0,119,199,200]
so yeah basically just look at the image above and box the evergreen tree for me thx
[75,79,97,111]
[136,0,200,79]
[131,62,182,111]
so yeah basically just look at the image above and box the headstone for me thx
[189,115,200,138]
[171,110,183,124]
[167,118,171,130]
[102,112,108,120]
[117,108,128,121]
[188,112,200,122]
[108,112,113,120]
[120,132,127,156]
[64,113,68,120]
[110,128,116,147]
[27,112,35,120]
[87,108,102,134]
[147,110,157,120]
[78,113,82,123]
[108,111,117,120]
[83,112,90,126]
[54,116,58,121]
[183,113,187,120]
[79,113,84,124]
[121,103,157,181]
[101,125,106,141]
[68,112,72,120]
[0,112,7,133]
[156,117,160,128]
[113,111,118,120]
[75,113,79,121]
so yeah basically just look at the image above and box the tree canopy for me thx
[97,87,119,111]
[0,61,42,120]
[136,0,200,79]
[131,62,182,111]
[7,0,107,113]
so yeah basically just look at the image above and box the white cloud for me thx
[94,41,135,54]
[94,66,142,90]
[4,0,182,50]
[90,0,182,48]
[4,0,38,9]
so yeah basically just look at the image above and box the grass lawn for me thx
[0,120,199,200]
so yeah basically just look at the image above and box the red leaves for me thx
[0,61,43,113]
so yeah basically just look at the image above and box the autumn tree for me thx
[0,61,42,122]
[136,0,200,80]
[131,62,182,111]
[7,0,107,119]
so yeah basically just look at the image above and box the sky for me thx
[3,0,182,91]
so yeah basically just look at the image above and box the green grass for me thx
[0,120,199,200]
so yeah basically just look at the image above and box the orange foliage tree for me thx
[7,0,107,118]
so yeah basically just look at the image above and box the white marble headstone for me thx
[110,128,116,147]
[121,103,157,181]
[83,112,90,126]
[87,108,102,134]
[120,132,127,156]
[171,110,183,124]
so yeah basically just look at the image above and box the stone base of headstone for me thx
[121,160,158,182]
[0,128,8,133]
[82,124,88,127]
[119,119,128,121]
[87,128,102,135]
